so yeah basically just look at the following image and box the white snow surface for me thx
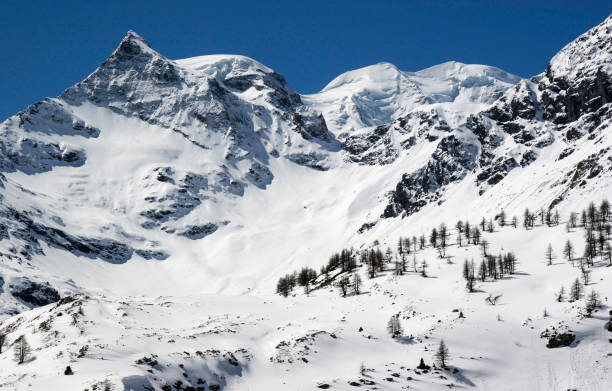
[303,61,520,133]
[1,223,612,390]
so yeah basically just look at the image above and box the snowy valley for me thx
[0,13,612,391]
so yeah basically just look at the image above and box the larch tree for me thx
[430,228,438,248]
[556,286,565,302]
[338,276,350,297]
[569,212,577,228]
[420,260,428,277]
[435,339,450,368]
[563,240,575,266]
[352,273,362,295]
[480,238,489,257]
[478,260,487,282]
[585,289,601,316]
[601,199,610,221]
[13,335,31,365]
[604,241,612,267]
[0,331,6,354]
[387,314,403,338]
[439,223,448,249]
[472,227,481,245]
[545,244,555,266]
[455,220,464,236]
[523,208,531,229]
[581,267,591,286]
[570,278,583,301]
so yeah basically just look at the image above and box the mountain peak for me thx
[122,30,150,47]
[175,54,274,78]
[547,13,612,81]
[320,61,402,92]
[110,30,158,60]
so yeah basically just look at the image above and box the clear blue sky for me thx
[1,0,610,120]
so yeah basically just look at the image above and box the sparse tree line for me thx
[273,198,612,372]
[463,251,518,292]
[276,199,610,304]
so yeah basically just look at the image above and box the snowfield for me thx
[1,221,612,390]
[0,13,612,391]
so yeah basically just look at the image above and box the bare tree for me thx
[569,211,577,228]
[556,286,565,302]
[338,276,350,297]
[604,241,612,267]
[353,273,362,295]
[472,227,481,245]
[585,289,601,316]
[569,278,583,301]
[480,239,489,257]
[485,294,502,305]
[387,314,403,338]
[13,335,31,364]
[563,240,575,266]
[581,267,591,286]
[545,244,555,266]
[0,331,6,354]
[435,340,449,368]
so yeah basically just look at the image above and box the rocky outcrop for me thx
[9,277,60,307]
[383,135,477,217]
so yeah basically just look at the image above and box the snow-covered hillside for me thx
[2,213,612,390]
[0,12,612,391]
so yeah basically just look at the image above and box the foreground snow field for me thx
[1,218,612,390]
[0,13,612,391]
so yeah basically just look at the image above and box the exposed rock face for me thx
[380,15,612,220]
[383,135,477,217]
[9,277,60,307]
[539,16,612,124]
[61,31,337,165]
[0,99,92,174]
[546,333,576,348]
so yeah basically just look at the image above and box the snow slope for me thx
[1,221,612,390]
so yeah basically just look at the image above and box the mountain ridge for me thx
[0,15,610,307]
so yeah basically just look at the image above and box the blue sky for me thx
[0,1,610,119]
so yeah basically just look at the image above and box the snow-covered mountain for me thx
[303,61,520,134]
[0,14,612,391]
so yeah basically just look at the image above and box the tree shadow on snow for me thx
[394,336,415,345]
[447,367,476,387]
[512,271,530,276]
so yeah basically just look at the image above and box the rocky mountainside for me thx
[0,15,610,316]
[0,12,612,391]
